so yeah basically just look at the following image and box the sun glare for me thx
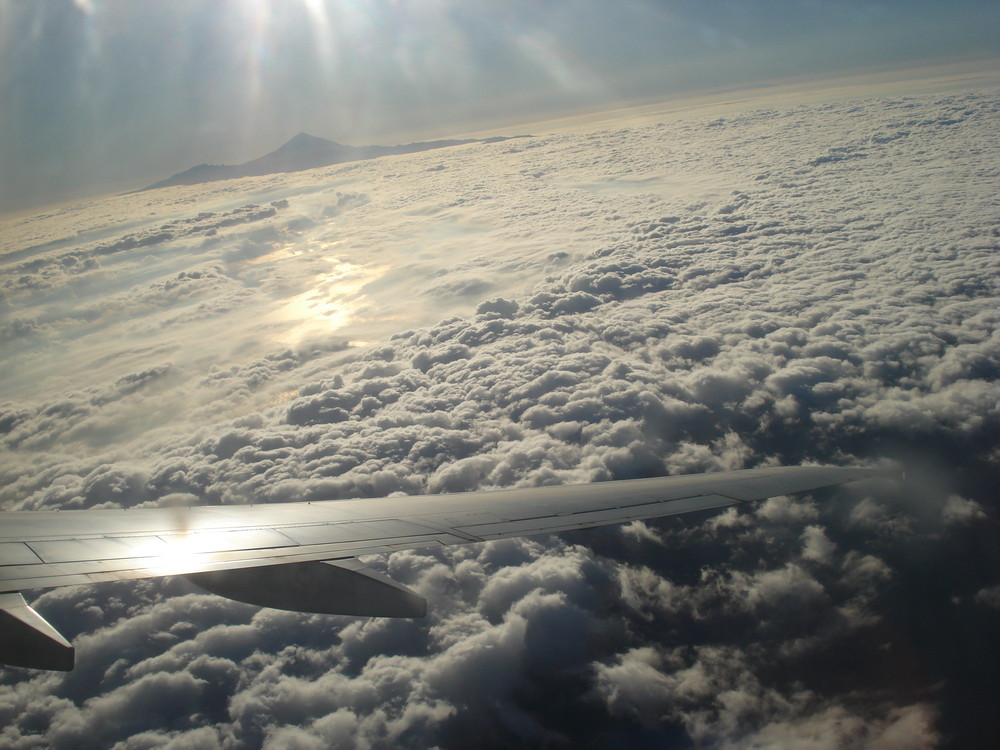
[273,255,389,346]
[144,535,203,577]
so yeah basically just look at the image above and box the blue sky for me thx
[1,0,997,211]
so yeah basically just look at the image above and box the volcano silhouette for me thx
[140,132,520,191]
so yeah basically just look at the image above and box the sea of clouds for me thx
[1,88,998,748]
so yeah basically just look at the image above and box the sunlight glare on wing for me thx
[144,534,203,577]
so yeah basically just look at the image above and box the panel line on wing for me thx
[455,493,737,539]
[0,531,471,592]
[0,543,45,566]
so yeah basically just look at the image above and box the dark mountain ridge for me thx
[139,132,523,192]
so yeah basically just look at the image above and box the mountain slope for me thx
[139,132,517,191]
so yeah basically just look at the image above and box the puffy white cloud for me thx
[593,644,940,749]
[800,525,838,565]
[974,585,1000,610]
[1,86,998,748]
[941,494,986,525]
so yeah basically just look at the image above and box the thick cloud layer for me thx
[1,88,998,748]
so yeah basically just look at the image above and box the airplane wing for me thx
[0,465,889,670]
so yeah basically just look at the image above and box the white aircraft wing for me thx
[0,465,888,670]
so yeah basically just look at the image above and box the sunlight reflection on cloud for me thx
[273,256,389,347]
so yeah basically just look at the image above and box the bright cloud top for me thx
[0,82,998,747]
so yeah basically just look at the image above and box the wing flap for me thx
[0,532,469,593]
[0,543,42,566]
[26,528,302,565]
[28,536,169,564]
[279,519,436,545]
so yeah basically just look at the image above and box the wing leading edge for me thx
[0,465,890,670]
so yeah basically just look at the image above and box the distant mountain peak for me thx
[137,132,530,192]
[283,132,339,148]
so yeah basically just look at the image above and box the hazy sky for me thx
[1,0,998,212]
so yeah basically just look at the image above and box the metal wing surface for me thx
[0,465,888,670]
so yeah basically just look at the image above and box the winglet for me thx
[0,592,75,671]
